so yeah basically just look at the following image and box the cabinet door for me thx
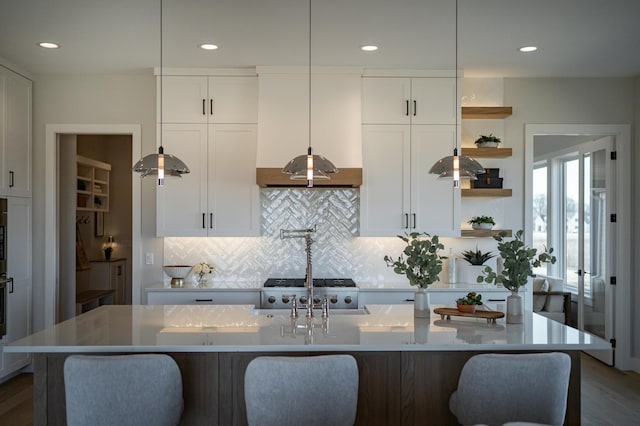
[208,76,258,124]
[111,261,126,304]
[156,124,208,236]
[160,76,208,124]
[362,77,411,125]
[4,197,32,373]
[410,125,460,236]
[410,78,457,125]
[208,124,259,236]
[4,71,32,197]
[360,125,411,236]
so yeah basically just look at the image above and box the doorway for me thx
[525,124,631,369]
[44,124,141,326]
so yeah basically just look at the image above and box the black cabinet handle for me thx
[405,100,409,116]
[487,299,506,302]
[9,171,14,188]
[202,99,206,115]
[195,298,213,302]
[412,213,416,229]
[405,298,414,302]
[210,99,213,115]
[404,213,409,229]
[202,213,206,229]
[413,100,417,116]
[209,213,213,229]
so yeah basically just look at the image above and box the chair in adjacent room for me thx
[449,352,571,426]
[244,354,359,426]
[64,354,183,426]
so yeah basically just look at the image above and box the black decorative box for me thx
[480,168,500,178]
[472,177,503,189]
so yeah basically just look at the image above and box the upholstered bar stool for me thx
[449,352,571,426]
[64,354,183,426]
[244,354,359,426]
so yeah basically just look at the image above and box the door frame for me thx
[525,124,632,370]
[44,124,141,326]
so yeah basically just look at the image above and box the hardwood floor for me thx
[0,353,638,425]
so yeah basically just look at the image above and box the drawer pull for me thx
[487,298,506,302]
[405,298,414,302]
[195,298,213,302]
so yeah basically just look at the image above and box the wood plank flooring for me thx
[0,353,638,425]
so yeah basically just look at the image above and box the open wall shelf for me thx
[461,229,513,238]
[461,106,512,119]
[461,147,512,158]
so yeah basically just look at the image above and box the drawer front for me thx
[147,290,260,306]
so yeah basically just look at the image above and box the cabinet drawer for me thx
[147,290,260,306]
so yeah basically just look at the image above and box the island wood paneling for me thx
[32,350,581,426]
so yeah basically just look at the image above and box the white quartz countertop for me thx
[145,283,510,291]
[7,304,610,353]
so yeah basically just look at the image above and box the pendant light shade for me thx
[428,0,484,186]
[132,0,189,186]
[282,0,338,188]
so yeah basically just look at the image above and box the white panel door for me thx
[410,78,456,125]
[208,76,258,124]
[160,76,208,124]
[360,125,411,236]
[209,124,259,236]
[4,71,32,197]
[156,124,208,236]
[411,125,460,236]
[361,77,411,125]
[3,197,32,374]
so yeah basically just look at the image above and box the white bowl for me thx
[163,265,193,278]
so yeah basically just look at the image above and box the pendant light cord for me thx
[455,0,458,154]
[160,0,163,151]
[308,0,312,153]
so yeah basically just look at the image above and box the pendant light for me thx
[428,0,484,187]
[282,0,338,188]
[133,0,190,186]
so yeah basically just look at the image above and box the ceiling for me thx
[1,0,640,78]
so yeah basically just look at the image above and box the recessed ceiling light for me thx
[200,43,219,50]
[519,46,538,53]
[361,45,378,52]
[38,41,60,49]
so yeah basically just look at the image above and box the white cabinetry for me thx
[76,155,110,212]
[360,76,460,237]
[0,197,32,379]
[161,75,257,124]
[146,288,261,306]
[361,124,459,236]
[156,123,259,237]
[156,72,259,237]
[0,67,32,197]
[362,77,456,125]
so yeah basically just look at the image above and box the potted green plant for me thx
[456,291,483,313]
[477,230,556,323]
[461,247,496,266]
[467,215,496,230]
[458,246,495,284]
[474,133,502,148]
[384,232,444,318]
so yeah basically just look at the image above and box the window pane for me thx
[532,165,548,276]
[564,159,579,287]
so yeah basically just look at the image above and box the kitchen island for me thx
[8,304,609,425]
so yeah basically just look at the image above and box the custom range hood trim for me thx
[256,168,362,188]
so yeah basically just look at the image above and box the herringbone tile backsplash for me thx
[164,188,407,288]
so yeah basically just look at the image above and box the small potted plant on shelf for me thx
[384,232,445,318]
[456,291,483,313]
[468,215,496,230]
[474,133,501,148]
[477,230,556,323]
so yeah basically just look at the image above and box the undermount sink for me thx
[252,307,370,316]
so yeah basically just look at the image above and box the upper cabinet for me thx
[160,75,258,124]
[360,75,460,237]
[362,77,456,125]
[76,156,110,212]
[0,67,32,197]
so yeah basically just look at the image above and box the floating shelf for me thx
[462,188,512,197]
[461,147,512,158]
[461,229,513,238]
[462,106,512,119]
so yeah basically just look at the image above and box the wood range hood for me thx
[256,168,362,188]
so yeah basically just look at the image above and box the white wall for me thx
[31,73,159,331]
[635,76,640,361]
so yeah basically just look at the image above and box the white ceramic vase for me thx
[506,291,524,324]
[414,288,430,318]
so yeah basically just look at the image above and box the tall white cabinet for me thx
[360,75,460,237]
[0,197,32,378]
[156,73,259,237]
[0,67,32,198]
